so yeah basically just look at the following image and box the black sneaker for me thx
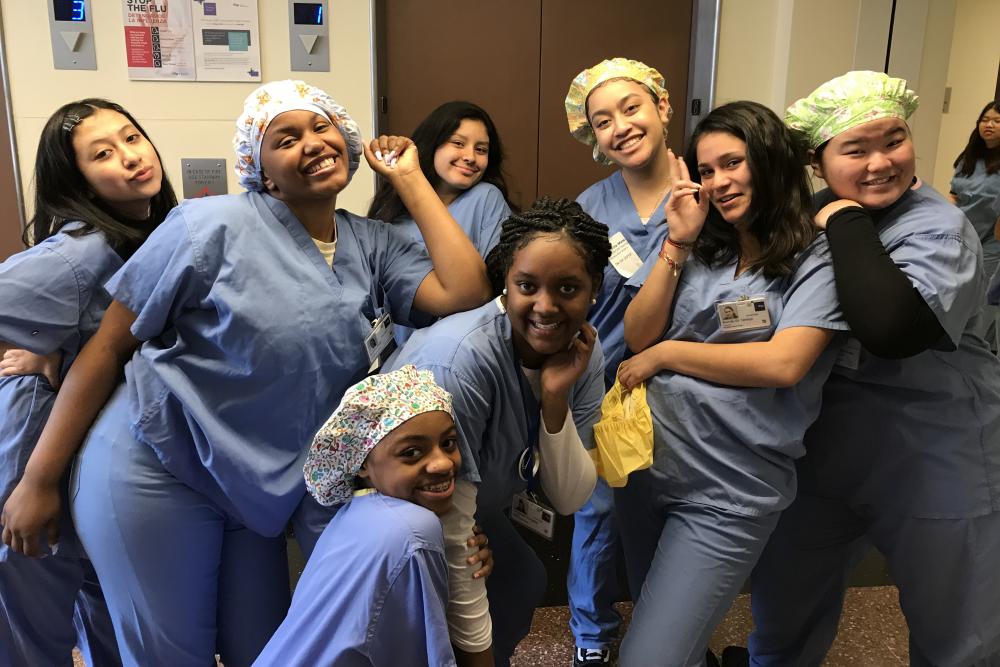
[573,647,611,665]
[720,645,750,667]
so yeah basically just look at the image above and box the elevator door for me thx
[376,0,693,209]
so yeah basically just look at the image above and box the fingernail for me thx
[390,158,398,168]
[375,150,382,161]
[386,150,396,161]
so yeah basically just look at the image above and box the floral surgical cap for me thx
[785,70,919,149]
[233,79,363,192]
[565,58,671,165]
[304,365,454,506]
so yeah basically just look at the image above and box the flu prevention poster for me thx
[122,0,196,80]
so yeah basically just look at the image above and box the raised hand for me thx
[664,149,710,244]
[363,135,420,181]
[540,322,597,401]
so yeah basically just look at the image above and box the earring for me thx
[591,298,597,305]
[502,288,508,296]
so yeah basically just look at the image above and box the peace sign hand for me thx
[664,149,710,244]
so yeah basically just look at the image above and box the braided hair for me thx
[485,196,611,296]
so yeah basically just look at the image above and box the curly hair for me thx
[485,196,610,296]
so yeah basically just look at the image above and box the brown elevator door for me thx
[376,0,543,209]
[376,1,694,209]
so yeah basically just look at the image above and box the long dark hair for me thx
[25,98,177,258]
[485,197,610,296]
[953,100,1000,177]
[686,101,816,278]
[368,101,514,221]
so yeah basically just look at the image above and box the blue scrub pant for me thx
[70,387,292,667]
[477,509,547,667]
[568,477,621,649]
[0,552,120,666]
[749,491,1000,667]
[614,469,779,667]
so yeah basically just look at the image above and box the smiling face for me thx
[258,109,349,204]
[358,411,461,516]
[813,116,915,210]
[432,118,489,203]
[979,107,1000,149]
[695,131,754,226]
[586,79,670,170]
[72,108,162,219]
[504,233,595,368]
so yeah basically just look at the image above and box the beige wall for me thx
[932,0,1000,192]
[715,0,958,189]
[1,0,376,217]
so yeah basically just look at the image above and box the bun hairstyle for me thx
[485,196,610,296]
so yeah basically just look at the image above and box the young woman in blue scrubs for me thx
[389,197,611,666]
[369,101,514,347]
[256,366,475,667]
[746,72,1000,667]
[617,101,847,667]
[563,57,673,665]
[951,100,1000,339]
[369,100,513,254]
[0,98,176,667]
[1,80,491,667]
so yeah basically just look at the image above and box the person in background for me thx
[743,71,1000,667]
[0,79,490,666]
[0,98,176,667]
[951,99,1000,346]
[562,57,674,666]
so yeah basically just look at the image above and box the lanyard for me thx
[515,367,541,489]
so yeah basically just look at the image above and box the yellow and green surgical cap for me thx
[785,70,919,149]
[565,58,670,164]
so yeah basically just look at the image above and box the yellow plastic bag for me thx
[590,378,654,487]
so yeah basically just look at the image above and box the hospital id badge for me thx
[608,232,643,278]
[510,491,555,541]
[716,296,771,332]
[364,312,395,365]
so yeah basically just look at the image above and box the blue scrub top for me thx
[951,160,1000,272]
[390,182,510,348]
[392,182,509,256]
[388,301,605,513]
[0,225,122,557]
[801,186,1000,519]
[627,237,848,516]
[253,492,454,667]
[578,171,669,389]
[106,192,434,536]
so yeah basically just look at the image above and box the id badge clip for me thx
[717,296,771,332]
[364,312,395,365]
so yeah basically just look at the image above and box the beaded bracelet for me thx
[658,248,685,277]
[665,236,694,250]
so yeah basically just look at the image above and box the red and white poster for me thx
[122,0,195,80]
